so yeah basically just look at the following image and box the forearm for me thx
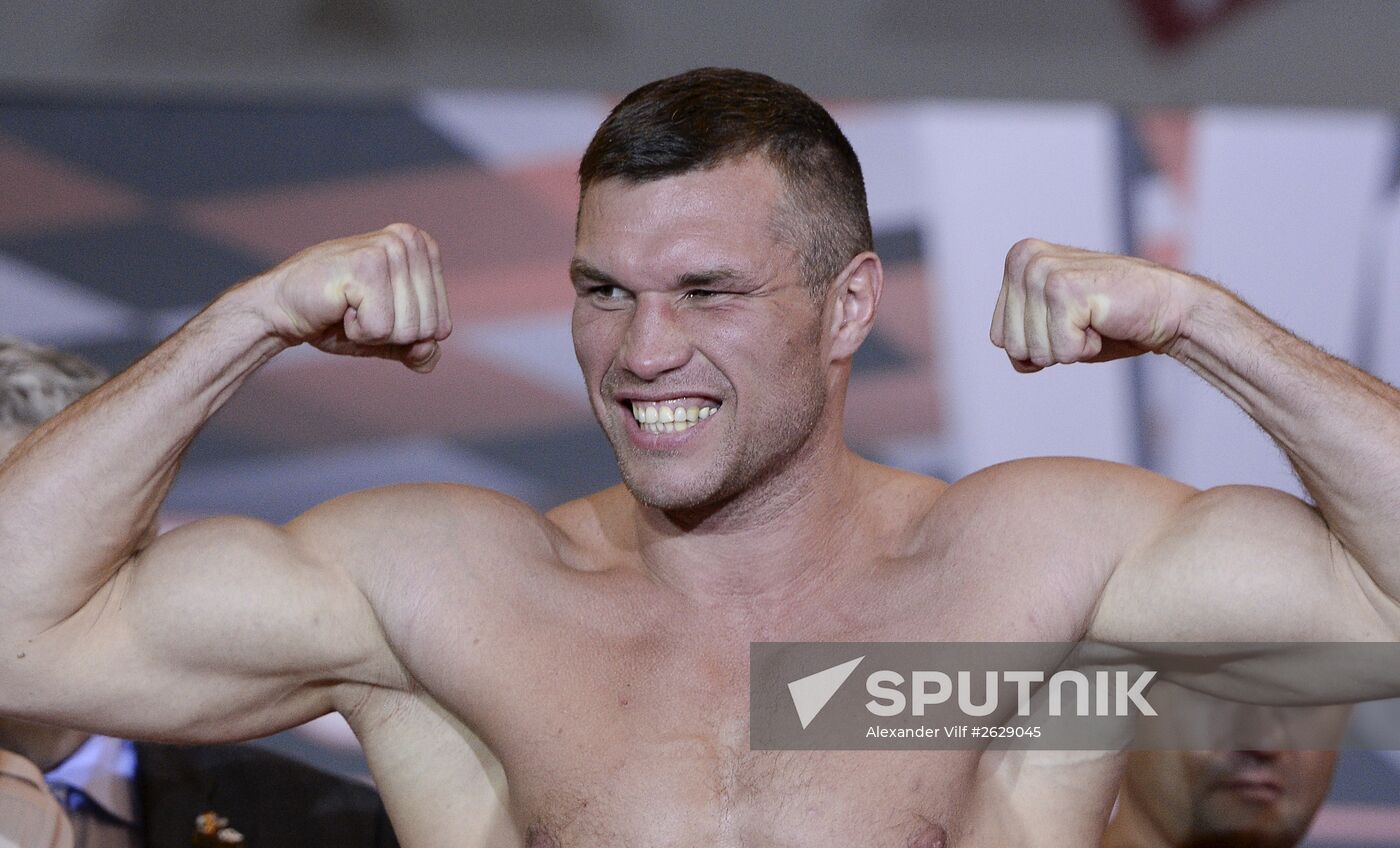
[0,284,286,636]
[1169,282,1400,591]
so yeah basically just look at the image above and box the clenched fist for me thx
[991,238,1201,373]
[242,223,452,372]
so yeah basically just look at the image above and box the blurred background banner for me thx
[3,91,1400,846]
[6,95,1400,511]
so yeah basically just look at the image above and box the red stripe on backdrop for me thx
[0,134,147,236]
[177,162,576,282]
[1127,0,1270,48]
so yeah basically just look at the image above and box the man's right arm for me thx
[0,224,451,741]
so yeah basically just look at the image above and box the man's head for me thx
[1110,744,1343,847]
[0,338,105,770]
[578,67,872,298]
[571,68,881,514]
[0,337,105,456]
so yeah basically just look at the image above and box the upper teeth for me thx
[630,401,719,434]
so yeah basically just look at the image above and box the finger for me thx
[992,247,1022,347]
[404,340,441,373]
[344,247,394,343]
[383,230,419,345]
[424,231,451,340]
[400,227,433,339]
[1008,353,1042,373]
[1045,270,1089,363]
[990,277,1009,347]
[314,332,439,371]
[405,228,437,341]
[1081,327,1106,360]
[1022,262,1052,368]
[1001,268,1028,362]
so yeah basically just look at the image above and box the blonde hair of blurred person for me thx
[0,338,107,772]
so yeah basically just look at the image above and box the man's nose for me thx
[619,296,692,380]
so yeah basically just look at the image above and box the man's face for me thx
[1124,746,1340,846]
[571,156,834,511]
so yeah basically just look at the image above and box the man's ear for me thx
[828,252,883,361]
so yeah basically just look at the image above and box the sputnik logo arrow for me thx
[788,656,865,729]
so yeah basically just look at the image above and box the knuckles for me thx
[268,223,446,357]
[380,222,422,245]
[1006,237,1047,272]
[1022,251,1055,286]
[350,242,393,282]
[1042,268,1073,301]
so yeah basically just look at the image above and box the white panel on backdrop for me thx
[1371,193,1400,388]
[0,252,139,344]
[914,102,1133,477]
[1152,109,1394,494]
[838,106,925,233]
[459,309,590,401]
[416,91,611,167]
[165,436,545,522]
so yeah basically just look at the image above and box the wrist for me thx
[208,279,298,355]
[1162,273,1242,362]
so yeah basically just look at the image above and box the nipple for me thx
[525,825,560,848]
[908,822,948,848]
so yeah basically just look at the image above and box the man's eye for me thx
[683,289,722,300]
[589,285,630,303]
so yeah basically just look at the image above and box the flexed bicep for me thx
[4,514,394,743]
[1092,484,1398,645]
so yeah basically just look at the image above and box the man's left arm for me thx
[992,238,1400,646]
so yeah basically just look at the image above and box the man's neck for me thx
[632,434,873,609]
[1101,797,1177,848]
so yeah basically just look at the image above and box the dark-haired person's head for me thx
[1105,748,1340,848]
[1102,690,1350,848]
[570,69,883,515]
[578,67,872,298]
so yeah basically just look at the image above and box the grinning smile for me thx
[625,398,721,435]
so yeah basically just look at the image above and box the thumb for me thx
[403,340,441,373]
[343,305,365,341]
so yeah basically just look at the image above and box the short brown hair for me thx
[578,67,873,295]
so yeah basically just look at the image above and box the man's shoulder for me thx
[301,481,547,527]
[856,456,1159,528]
[290,482,561,562]
[930,456,1194,544]
[947,455,1187,501]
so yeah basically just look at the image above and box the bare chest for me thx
[499,647,977,848]
[456,573,1090,846]
[388,528,1107,847]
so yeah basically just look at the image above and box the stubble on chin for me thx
[612,439,736,512]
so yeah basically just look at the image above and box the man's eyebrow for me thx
[570,260,748,290]
[676,267,745,288]
[569,259,622,288]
